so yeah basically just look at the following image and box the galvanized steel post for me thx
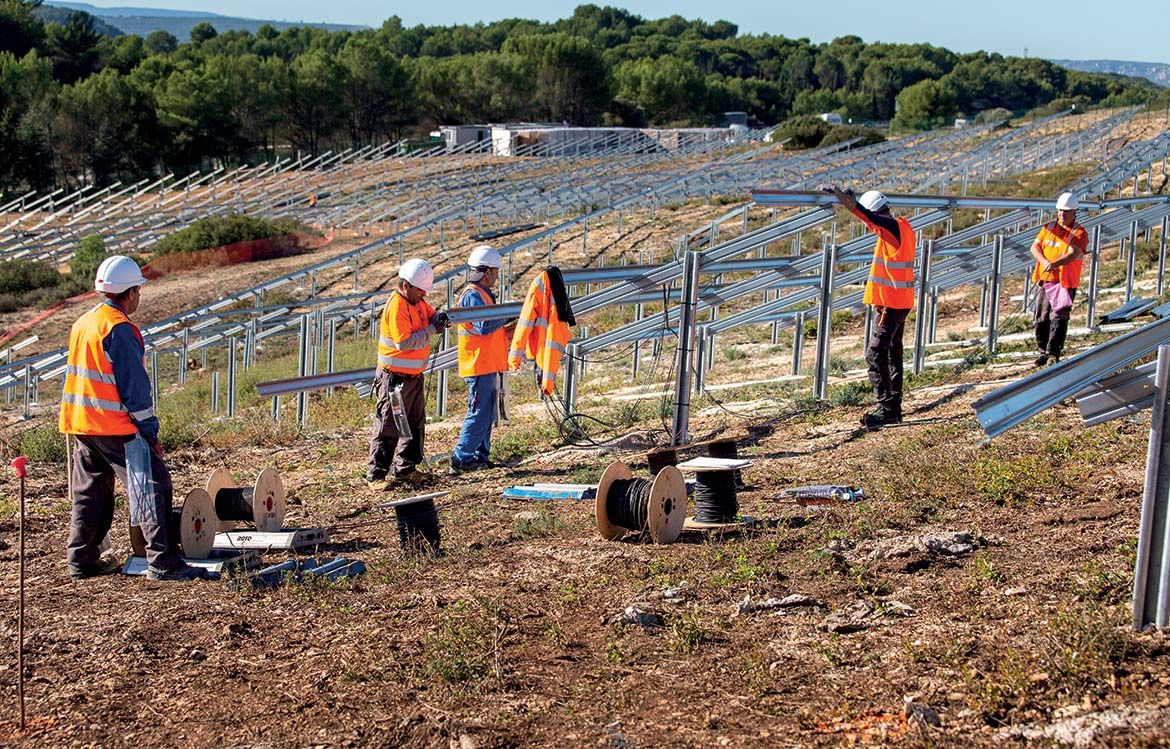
[1158,216,1169,298]
[792,311,805,376]
[226,337,237,417]
[562,343,579,415]
[671,249,700,446]
[813,236,836,400]
[179,327,189,384]
[987,235,1004,354]
[1133,344,1170,630]
[211,371,220,414]
[1125,221,1140,302]
[913,239,935,375]
[296,314,310,428]
[150,351,159,404]
[1086,225,1102,330]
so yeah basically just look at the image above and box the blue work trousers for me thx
[453,374,498,466]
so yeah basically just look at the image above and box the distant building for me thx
[722,111,748,127]
[435,125,491,149]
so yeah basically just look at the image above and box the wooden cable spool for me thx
[206,467,285,533]
[595,460,686,544]
[129,488,216,559]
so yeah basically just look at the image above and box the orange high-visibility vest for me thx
[509,271,571,396]
[1032,221,1087,289]
[377,291,435,375]
[59,303,141,436]
[456,284,509,378]
[863,217,917,309]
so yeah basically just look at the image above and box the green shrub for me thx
[70,234,112,283]
[150,214,320,256]
[771,115,832,149]
[19,423,67,463]
[0,259,61,296]
[822,124,885,148]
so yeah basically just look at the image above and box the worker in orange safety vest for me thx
[367,258,448,489]
[1029,192,1088,367]
[60,255,209,581]
[450,245,515,474]
[821,183,917,428]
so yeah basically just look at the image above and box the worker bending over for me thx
[821,184,917,428]
[367,258,448,488]
[1030,192,1087,366]
[451,245,514,474]
[59,256,208,581]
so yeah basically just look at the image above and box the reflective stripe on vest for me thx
[59,303,140,436]
[456,284,509,377]
[863,217,916,309]
[377,292,433,375]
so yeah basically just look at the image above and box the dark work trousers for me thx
[1034,286,1077,359]
[865,306,911,416]
[367,368,426,479]
[69,434,183,574]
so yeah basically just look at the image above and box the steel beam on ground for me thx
[1134,345,1170,630]
[972,316,1170,440]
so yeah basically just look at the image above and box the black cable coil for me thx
[692,470,739,523]
[606,477,654,532]
[396,498,442,556]
[215,487,255,522]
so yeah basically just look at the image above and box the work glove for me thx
[431,311,449,332]
[817,183,836,194]
[152,441,164,459]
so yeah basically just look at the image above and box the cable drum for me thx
[692,470,739,523]
[707,439,745,488]
[646,448,678,476]
[129,487,216,559]
[206,467,285,532]
[595,460,686,544]
[395,498,442,556]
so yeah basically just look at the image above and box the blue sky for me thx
[82,0,1169,62]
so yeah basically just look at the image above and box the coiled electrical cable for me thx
[395,498,442,556]
[606,477,654,533]
[692,470,739,524]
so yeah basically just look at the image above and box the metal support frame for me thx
[987,235,1005,354]
[670,250,700,445]
[1086,226,1102,329]
[227,337,238,417]
[813,236,836,399]
[913,239,935,375]
[1134,344,1170,630]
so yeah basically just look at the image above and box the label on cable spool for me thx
[676,457,751,471]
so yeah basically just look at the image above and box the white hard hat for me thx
[467,244,502,269]
[859,190,889,213]
[397,258,434,292]
[94,255,147,294]
[1056,192,1079,211]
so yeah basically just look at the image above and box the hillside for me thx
[1054,59,1170,87]
[44,1,365,37]
[32,5,124,36]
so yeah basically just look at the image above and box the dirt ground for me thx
[3,110,1170,747]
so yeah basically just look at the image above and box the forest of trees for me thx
[0,0,1159,193]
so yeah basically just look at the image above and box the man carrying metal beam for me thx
[450,245,514,474]
[59,256,209,581]
[820,184,917,428]
[367,258,448,489]
[1030,192,1087,367]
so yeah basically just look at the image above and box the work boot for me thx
[861,410,901,429]
[146,563,213,581]
[1033,354,1049,367]
[448,459,483,476]
[392,468,430,487]
[69,554,123,581]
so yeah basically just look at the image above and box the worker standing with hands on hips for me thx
[367,258,448,489]
[59,256,208,581]
[451,245,515,474]
[1030,192,1087,367]
[820,184,917,428]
